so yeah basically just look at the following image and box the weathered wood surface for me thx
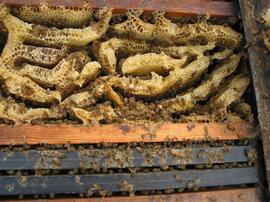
[0,167,258,196]
[4,188,261,202]
[1,0,238,17]
[0,122,254,145]
[0,146,251,170]
[239,0,270,191]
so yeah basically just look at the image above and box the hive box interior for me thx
[0,1,257,145]
[0,0,264,200]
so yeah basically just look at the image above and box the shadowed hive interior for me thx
[0,4,254,125]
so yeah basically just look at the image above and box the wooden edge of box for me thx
[1,0,238,17]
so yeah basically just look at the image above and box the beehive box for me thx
[0,0,264,201]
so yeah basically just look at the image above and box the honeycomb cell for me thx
[14,3,94,27]
[112,10,241,48]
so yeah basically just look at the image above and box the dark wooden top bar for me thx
[1,0,238,17]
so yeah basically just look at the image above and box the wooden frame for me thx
[0,146,252,170]
[2,0,237,17]
[0,167,258,196]
[0,142,259,198]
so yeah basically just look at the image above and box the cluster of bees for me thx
[0,3,253,125]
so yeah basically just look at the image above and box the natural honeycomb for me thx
[111,54,210,97]
[0,4,253,125]
[159,54,242,114]
[13,3,94,27]
[0,96,57,125]
[72,102,117,125]
[111,10,241,48]
[19,51,101,94]
[121,52,188,75]
[94,38,215,74]
[0,4,112,104]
